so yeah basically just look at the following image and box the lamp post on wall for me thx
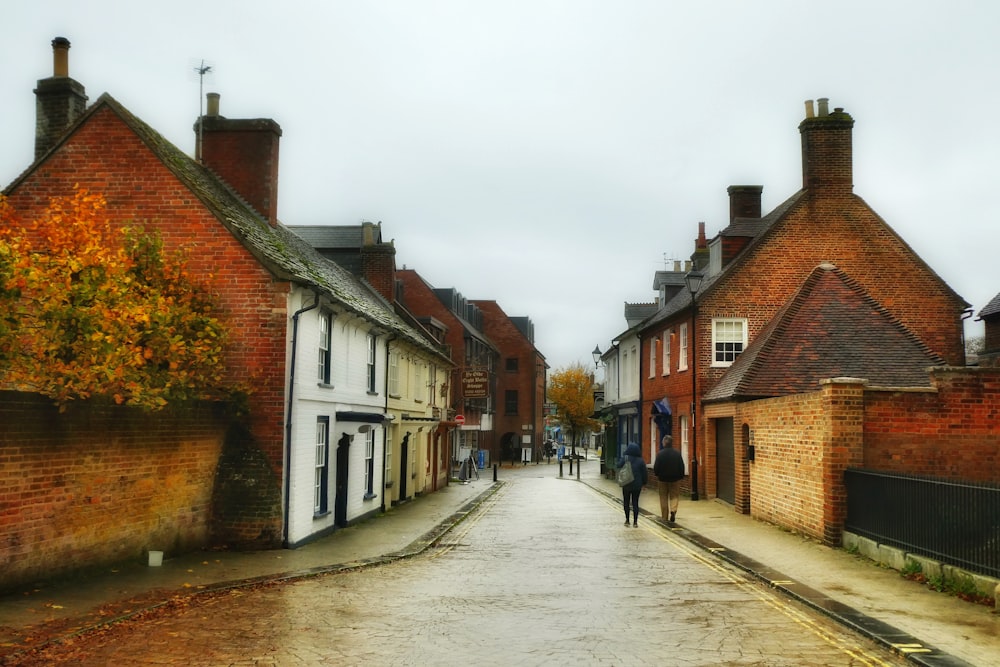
[684,268,704,501]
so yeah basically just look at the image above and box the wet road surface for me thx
[18,473,908,665]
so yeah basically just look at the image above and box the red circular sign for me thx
[455,414,466,425]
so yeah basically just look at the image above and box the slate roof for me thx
[704,263,945,402]
[978,293,1000,320]
[8,93,450,365]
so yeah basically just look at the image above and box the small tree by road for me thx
[547,363,600,458]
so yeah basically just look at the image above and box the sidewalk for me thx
[2,459,997,666]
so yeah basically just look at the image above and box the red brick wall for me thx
[709,371,998,545]
[0,392,226,591]
[5,105,290,544]
[864,368,1000,482]
[734,391,832,540]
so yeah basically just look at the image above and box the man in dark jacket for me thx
[616,442,648,527]
[653,436,685,523]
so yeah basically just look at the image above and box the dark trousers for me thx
[622,487,640,522]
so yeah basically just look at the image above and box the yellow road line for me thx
[590,488,899,667]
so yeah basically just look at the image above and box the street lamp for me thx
[592,344,604,368]
[684,268,704,501]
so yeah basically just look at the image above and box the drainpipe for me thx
[381,334,396,513]
[283,287,321,547]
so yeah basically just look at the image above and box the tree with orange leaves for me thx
[547,363,600,457]
[0,188,230,410]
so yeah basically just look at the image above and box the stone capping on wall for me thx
[843,531,1000,605]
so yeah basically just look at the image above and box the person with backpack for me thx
[616,442,648,527]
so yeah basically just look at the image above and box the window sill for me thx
[363,492,378,501]
[317,382,334,389]
[385,481,394,489]
[389,393,401,399]
[367,391,379,397]
[313,510,330,519]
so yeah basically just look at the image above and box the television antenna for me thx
[194,60,213,162]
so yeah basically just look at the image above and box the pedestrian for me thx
[653,435,685,523]
[617,442,648,527]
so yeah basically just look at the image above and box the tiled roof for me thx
[287,225,372,249]
[84,94,449,364]
[978,293,1000,320]
[704,263,945,402]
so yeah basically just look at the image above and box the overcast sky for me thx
[3,1,997,371]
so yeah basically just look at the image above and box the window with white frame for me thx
[662,328,671,376]
[314,417,329,514]
[678,323,689,371]
[414,363,424,402]
[428,365,437,405]
[317,312,332,384]
[679,414,690,469]
[712,318,747,367]
[385,431,393,486]
[648,338,657,378]
[388,351,400,396]
[364,429,376,497]
[366,334,377,392]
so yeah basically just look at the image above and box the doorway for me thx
[716,417,735,504]
[399,433,410,501]
[335,433,350,527]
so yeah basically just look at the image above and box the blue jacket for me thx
[617,442,648,491]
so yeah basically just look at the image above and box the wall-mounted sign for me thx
[462,368,489,398]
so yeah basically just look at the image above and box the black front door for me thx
[335,433,350,527]
[399,434,409,500]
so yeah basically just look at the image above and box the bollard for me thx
[569,457,574,475]
[493,463,498,482]
[559,459,563,478]
[576,458,581,480]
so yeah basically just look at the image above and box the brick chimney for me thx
[800,98,854,196]
[691,221,709,270]
[360,222,397,302]
[727,185,762,222]
[195,93,282,226]
[34,37,88,160]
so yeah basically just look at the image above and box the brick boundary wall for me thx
[712,368,999,546]
[0,391,227,592]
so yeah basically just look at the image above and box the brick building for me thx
[471,300,547,463]
[397,269,500,465]
[628,98,977,542]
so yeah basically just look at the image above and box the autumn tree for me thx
[0,188,230,410]
[547,363,600,456]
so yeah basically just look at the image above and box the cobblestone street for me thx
[21,473,908,666]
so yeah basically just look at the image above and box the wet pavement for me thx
[1,458,997,665]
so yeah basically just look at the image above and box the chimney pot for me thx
[206,92,220,117]
[817,97,830,116]
[804,99,815,118]
[52,37,70,77]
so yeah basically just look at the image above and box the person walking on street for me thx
[617,442,648,527]
[653,435,685,523]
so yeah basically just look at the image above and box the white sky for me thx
[2,1,997,371]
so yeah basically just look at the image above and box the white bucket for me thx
[148,550,164,567]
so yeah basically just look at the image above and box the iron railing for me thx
[844,468,1000,579]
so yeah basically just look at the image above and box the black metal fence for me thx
[844,468,1000,579]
